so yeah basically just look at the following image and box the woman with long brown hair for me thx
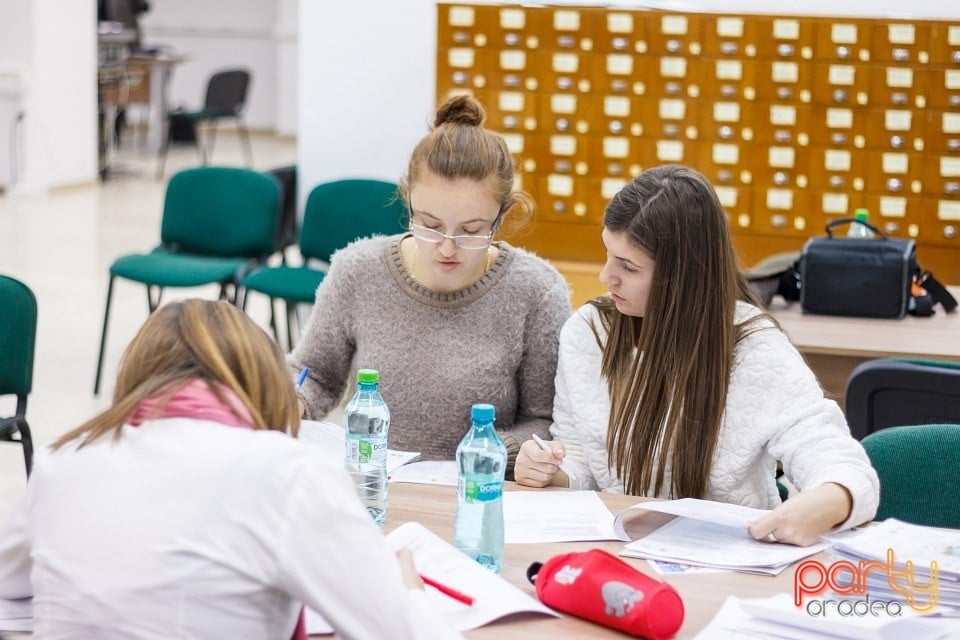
[515,165,879,546]
[0,299,459,639]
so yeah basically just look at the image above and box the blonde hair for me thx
[591,165,770,498]
[54,300,300,449]
[399,94,533,234]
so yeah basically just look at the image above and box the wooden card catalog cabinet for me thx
[437,5,960,282]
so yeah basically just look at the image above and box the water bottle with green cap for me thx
[343,369,390,524]
[847,208,876,239]
[454,403,507,573]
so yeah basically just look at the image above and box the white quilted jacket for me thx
[550,302,879,529]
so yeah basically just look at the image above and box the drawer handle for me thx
[777,43,795,56]
[953,51,960,64]
[666,39,682,53]
[719,125,734,140]
[721,84,737,98]
[889,135,905,149]
[831,132,849,145]
[887,178,903,192]
[504,33,520,46]
[452,71,467,85]
[884,222,901,235]
[950,95,960,108]
[946,182,960,194]
[612,37,628,51]
[504,74,521,87]
[836,45,851,59]
[948,139,960,152]
[608,162,624,175]
[771,214,788,228]
[829,176,845,188]
[665,81,682,95]
[718,169,734,183]
[721,42,739,55]
[610,79,628,92]
[453,31,470,44]
[609,120,624,134]
[945,225,958,239]
[892,48,909,61]
[891,92,908,105]
[773,171,789,186]
[832,88,849,103]
[774,130,792,143]
[503,115,518,129]
[554,160,572,172]
[555,118,570,132]
[664,124,680,137]
[553,201,567,213]
[777,87,794,100]
[557,35,576,48]
[556,76,572,90]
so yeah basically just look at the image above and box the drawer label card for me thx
[500,51,526,71]
[941,157,960,177]
[772,62,799,83]
[773,19,800,40]
[500,9,525,30]
[448,7,475,27]
[827,108,853,129]
[888,24,915,45]
[602,178,628,199]
[831,24,858,44]
[884,110,912,131]
[715,186,738,207]
[608,14,633,34]
[717,18,744,38]
[448,48,475,68]
[657,140,684,161]
[886,67,913,88]
[944,113,960,134]
[822,193,849,214]
[716,60,743,80]
[607,54,634,75]
[824,150,852,171]
[659,99,686,120]
[882,153,909,174]
[603,137,630,158]
[554,11,580,31]
[770,105,797,126]
[548,174,574,196]
[499,92,525,112]
[660,57,688,78]
[939,200,960,221]
[714,102,741,123]
[552,53,578,73]
[550,135,577,156]
[551,94,577,114]
[662,15,688,35]
[767,189,794,210]
[713,143,739,164]
[828,65,855,86]
[769,146,796,168]
[605,96,631,117]
[880,196,907,217]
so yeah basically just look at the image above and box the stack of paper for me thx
[387,460,458,486]
[503,491,630,543]
[697,594,957,639]
[824,519,960,613]
[298,420,420,474]
[616,498,830,575]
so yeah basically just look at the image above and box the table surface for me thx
[378,483,811,640]
[768,285,960,361]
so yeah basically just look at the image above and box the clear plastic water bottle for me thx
[453,403,507,573]
[847,208,875,239]
[343,369,389,525]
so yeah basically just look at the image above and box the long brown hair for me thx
[54,300,301,449]
[399,94,533,234]
[590,165,769,498]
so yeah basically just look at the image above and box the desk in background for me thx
[768,285,960,407]
[379,483,802,639]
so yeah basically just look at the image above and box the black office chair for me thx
[157,68,252,177]
[844,358,960,440]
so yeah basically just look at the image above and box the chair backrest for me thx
[0,275,37,398]
[300,179,407,262]
[861,424,960,528]
[845,358,960,440]
[265,165,298,252]
[160,167,280,258]
[203,69,250,117]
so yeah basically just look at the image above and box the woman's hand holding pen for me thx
[515,435,569,488]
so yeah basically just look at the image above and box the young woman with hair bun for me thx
[291,95,571,478]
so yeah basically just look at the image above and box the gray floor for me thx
[0,132,298,517]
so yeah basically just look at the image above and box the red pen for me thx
[420,574,475,606]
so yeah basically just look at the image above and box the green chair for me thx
[240,179,406,347]
[0,274,38,477]
[861,424,960,529]
[94,166,280,395]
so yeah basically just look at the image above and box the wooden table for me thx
[768,286,960,406]
[380,483,808,639]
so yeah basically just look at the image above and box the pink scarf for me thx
[129,379,307,640]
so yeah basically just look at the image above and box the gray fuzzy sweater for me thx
[289,234,571,476]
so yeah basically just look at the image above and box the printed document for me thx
[503,490,630,543]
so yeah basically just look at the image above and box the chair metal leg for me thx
[156,117,173,179]
[16,399,32,477]
[147,286,163,312]
[94,275,116,395]
[286,300,297,349]
[204,121,217,165]
[238,118,253,167]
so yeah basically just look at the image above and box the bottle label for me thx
[464,478,503,503]
[346,436,386,464]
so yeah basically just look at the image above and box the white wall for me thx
[16,0,98,192]
[298,0,437,200]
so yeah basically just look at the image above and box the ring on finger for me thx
[766,531,778,543]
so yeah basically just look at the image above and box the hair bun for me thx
[434,95,486,128]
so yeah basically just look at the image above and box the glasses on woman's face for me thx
[407,199,501,250]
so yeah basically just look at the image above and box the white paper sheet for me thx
[388,460,459,486]
[298,420,420,474]
[504,491,629,543]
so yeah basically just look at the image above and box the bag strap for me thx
[916,269,958,312]
[825,217,887,239]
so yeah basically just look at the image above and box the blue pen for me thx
[296,367,308,388]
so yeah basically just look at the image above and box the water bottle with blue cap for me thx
[453,403,507,573]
